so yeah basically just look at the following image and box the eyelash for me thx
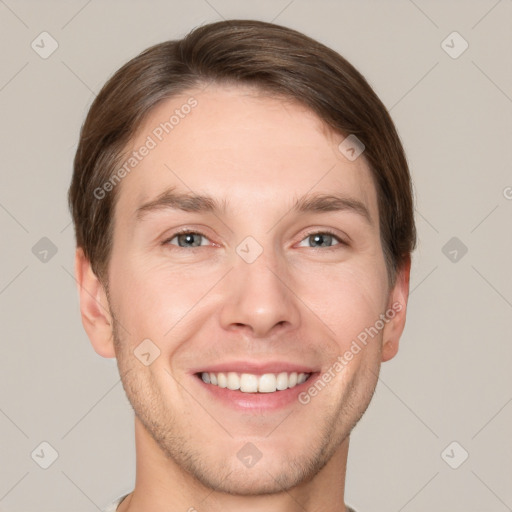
[162,228,349,250]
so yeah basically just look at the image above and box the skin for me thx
[75,83,411,512]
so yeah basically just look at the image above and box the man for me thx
[68,19,416,512]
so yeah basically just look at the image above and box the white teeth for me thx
[258,373,276,393]
[199,371,311,393]
[217,372,227,388]
[227,372,240,390]
[276,372,289,390]
[240,373,259,392]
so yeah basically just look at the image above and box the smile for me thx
[199,371,311,393]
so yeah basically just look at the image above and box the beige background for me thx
[1,1,511,511]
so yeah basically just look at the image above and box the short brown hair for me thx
[68,19,416,289]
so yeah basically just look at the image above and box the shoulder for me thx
[102,493,130,512]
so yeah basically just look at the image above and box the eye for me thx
[297,231,347,249]
[162,229,347,250]
[163,230,211,248]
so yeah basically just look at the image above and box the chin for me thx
[166,431,337,496]
[189,457,314,496]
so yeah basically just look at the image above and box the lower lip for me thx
[193,373,319,411]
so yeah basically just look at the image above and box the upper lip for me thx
[191,360,317,375]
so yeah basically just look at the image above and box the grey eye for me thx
[168,232,207,247]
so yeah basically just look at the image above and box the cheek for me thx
[109,255,216,345]
[108,257,166,340]
[296,260,388,350]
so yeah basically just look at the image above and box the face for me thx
[93,84,408,494]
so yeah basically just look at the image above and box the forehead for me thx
[115,83,378,223]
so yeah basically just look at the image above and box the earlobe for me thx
[74,248,116,358]
[381,256,412,363]
[381,338,399,362]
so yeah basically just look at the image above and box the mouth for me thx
[196,371,312,393]
[191,364,319,411]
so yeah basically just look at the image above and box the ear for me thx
[74,247,115,358]
[381,255,411,362]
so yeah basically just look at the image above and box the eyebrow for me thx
[135,186,372,225]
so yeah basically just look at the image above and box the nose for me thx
[219,248,301,339]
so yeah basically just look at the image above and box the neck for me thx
[118,416,351,512]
